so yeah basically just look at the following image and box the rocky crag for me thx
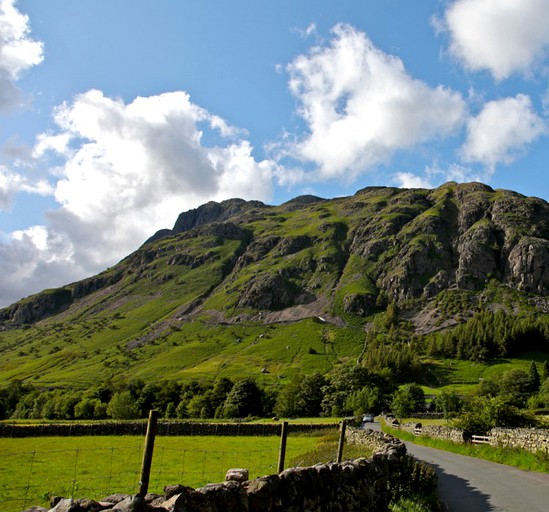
[2,181,549,332]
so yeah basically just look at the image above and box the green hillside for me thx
[1,182,549,394]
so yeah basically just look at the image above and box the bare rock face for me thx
[0,288,73,325]
[343,293,376,316]
[507,237,549,294]
[456,222,499,289]
[238,270,314,310]
[172,199,266,234]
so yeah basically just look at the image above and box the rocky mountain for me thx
[2,181,549,387]
[2,181,549,330]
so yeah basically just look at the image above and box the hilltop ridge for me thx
[3,181,549,328]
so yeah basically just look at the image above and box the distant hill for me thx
[1,181,548,387]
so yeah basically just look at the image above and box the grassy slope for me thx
[420,351,549,395]
[1,184,548,391]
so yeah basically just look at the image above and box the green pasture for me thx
[0,432,351,512]
[419,351,549,395]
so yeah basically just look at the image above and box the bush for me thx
[454,396,539,434]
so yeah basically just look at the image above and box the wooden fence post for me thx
[138,410,158,496]
[336,419,347,463]
[277,421,289,473]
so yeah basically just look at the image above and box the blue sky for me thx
[1,0,549,307]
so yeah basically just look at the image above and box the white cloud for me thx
[443,0,549,80]
[284,24,466,180]
[0,89,276,307]
[0,0,44,112]
[393,172,433,189]
[462,94,547,168]
[0,165,53,210]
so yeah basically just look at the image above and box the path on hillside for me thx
[367,422,549,511]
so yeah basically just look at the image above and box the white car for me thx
[362,414,374,422]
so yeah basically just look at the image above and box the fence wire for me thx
[0,438,285,512]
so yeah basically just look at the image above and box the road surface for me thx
[366,422,549,511]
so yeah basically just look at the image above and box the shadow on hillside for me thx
[420,362,456,387]
[430,462,494,512]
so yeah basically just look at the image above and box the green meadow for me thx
[1,432,348,512]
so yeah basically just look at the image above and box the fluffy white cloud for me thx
[0,0,44,112]
[393,172,433,189]
[462,94,547,168]
[443,0,549,80]
[0,89,276,307]
[284,24,466,180]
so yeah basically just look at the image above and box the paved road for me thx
[405,441,549,511]
[367,422,549,511]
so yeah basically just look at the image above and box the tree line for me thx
[0,361,413,421]
[423,310,549,361]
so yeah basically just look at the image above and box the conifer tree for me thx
[542,360,549,384]
[528,361,541,392]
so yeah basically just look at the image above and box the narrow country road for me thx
[367,422,549,511]
[405,440,549,511]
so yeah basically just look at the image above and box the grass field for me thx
[0,431,355,512]
[420,351,549,395]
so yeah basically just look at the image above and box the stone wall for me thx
[345,425,404,452]
[24,428,438,512]
[398,422,465,444]
[0,420,338,438]
[490,427,549,453]
[389,417,549,454]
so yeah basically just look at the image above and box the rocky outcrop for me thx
[507,237,549,294]
[0,289,73,325]
[172,199,266,234]
[237,270,315,310]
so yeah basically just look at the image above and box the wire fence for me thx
[0,428,329,512]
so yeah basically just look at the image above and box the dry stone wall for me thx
[490,427,549,453]
[398,422,465,443]
[0,421,338,438]
[392,418,549,453]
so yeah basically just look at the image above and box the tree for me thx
[434,390,462,420]
[165,402,176,418]
[320,365,374,417]
[0,380,34,419]
[74,398,100,419]
[498,369,532,407]
[542,360,549,383]
[345,386,381,416]
[221,379,265,418]
[107,391,140,419]
[187,392,216,418]
[295,373,327,417]
[391,384,425,418]
[528,361,541,392]
[455,396,538,434]
[274,375,305,418]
